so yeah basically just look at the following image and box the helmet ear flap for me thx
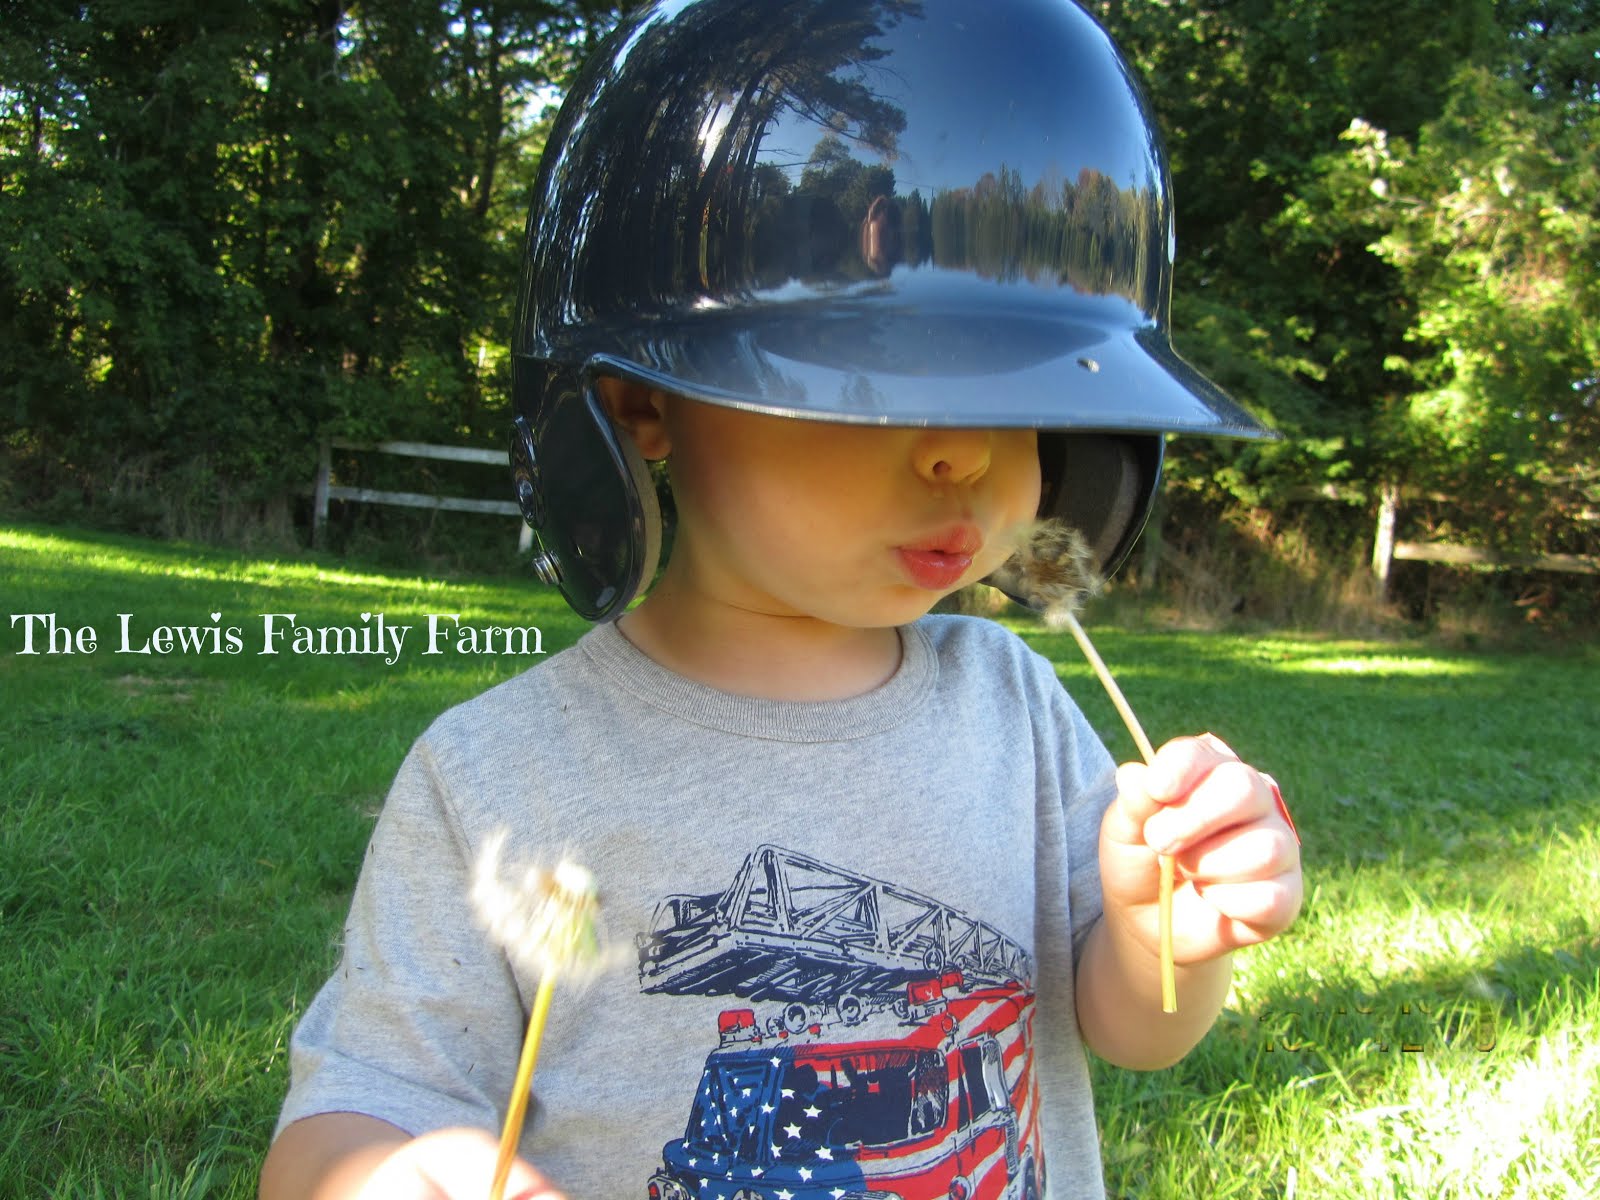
[511,369,664,622]
[1034,432,1163,582]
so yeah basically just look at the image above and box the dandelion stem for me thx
[1060,609,1177,1014]
[489,967,559,1200]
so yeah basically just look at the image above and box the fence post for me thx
[312,439,332,550]
[310,438,529,555]
[1372,480,1399,600]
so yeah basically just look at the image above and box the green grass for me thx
[1,524,589,1196]
[3,524,1597,1197]
[1015,623,1600,1198]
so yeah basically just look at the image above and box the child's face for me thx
[614,386,1041,629]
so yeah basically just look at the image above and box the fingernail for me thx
[1145,820,1179,856]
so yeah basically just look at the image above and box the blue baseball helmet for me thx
[510,0,1273,620]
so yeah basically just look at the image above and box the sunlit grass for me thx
[1281,654,1489,677]
[4,524,1598,1197]
[1010,613,1599,1199]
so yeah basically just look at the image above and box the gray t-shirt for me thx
[277,614,1116,1198]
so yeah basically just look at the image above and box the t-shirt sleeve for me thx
[274,736,526,1140]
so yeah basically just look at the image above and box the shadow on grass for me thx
[1014,621,1599,880]
[1225,933,1600,1079]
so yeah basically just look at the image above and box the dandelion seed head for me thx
[472,832,605,980]
[988,518,1102,627]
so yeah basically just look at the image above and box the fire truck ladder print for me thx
[637,844,1033,1012]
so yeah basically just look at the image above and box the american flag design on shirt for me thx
[639,845,1047,1200]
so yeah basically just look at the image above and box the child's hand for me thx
[1100,733,1302,965]
[357,1127,565,1200]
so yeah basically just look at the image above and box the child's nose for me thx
[911,429,992,487]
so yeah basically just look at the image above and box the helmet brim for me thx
[566,300,1274,440]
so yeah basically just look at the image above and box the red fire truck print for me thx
[638,845,1046,1200]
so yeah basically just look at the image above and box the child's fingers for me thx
[1141,756,1277,858]
[1177,870,1304,946]
[1174,822,1298,885]
[1108,733,1239,831]
[1104,733,1303,957]
[1105,760,1161,850]
[375,1127,567,1200]
[1145,732,1240,800]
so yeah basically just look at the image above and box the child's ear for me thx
[595,376,671,461]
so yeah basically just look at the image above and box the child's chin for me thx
[843,591,959,627]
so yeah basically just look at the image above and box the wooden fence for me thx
[307,449,1596,589]
[311,438,531,552]
[1367,483,1597,598]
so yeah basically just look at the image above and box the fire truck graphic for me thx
[639,845,1046,1200]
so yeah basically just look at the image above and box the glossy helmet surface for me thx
[510,0,1274,621]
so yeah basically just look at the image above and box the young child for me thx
[261,2,1303,1198]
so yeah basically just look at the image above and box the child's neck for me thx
[616,587,902,703]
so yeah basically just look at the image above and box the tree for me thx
[1092,0,1595,584]
[1332,20,1598,557]
[1,0,634,531]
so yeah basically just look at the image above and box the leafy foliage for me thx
[1344,56,1598,553]
[1094,0,1597,571]
[1,0,634,524]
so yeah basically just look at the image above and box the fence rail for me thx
[312,438,530,552]
[1392,541,1598,575]
[1365,483,1596,598]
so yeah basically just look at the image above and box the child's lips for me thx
[898,525,982,590]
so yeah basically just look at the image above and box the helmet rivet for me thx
[530,551,563,586]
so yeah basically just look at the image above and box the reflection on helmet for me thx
[511,0,1275,621]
